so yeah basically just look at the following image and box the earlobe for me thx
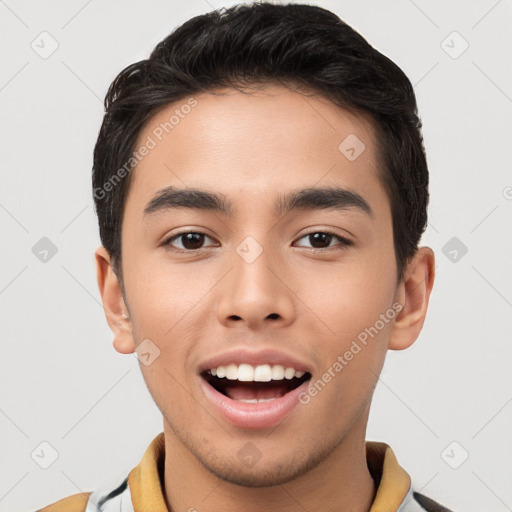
[94,246,135,355]
[388,247,435,351]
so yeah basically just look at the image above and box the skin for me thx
[96,84,435,512]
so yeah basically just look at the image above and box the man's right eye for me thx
[163,231,217,251]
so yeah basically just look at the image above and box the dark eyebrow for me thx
[275,186,373,217]
[143,185,372,219]
[144,187,233,218]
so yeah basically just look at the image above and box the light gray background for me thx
[1,1,511,511]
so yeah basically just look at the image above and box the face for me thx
[117,85,402,486]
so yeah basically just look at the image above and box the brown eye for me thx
[165,232,215,251]
[307,232,333,249]
[295,231,353,250]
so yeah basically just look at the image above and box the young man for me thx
[38,3,450,511]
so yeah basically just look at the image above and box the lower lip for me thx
[199,376,310,429]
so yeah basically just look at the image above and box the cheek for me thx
[306,257,396,340]
[301,258,396,409]
[126,263,204,402]
[124,253,210,329]
[305,278,393,419]
[123,256,225,384]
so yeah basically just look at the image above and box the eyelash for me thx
[163,230,353,253]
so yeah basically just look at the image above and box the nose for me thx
[216,239,295,330]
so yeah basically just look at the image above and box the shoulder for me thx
[36,492,91,512]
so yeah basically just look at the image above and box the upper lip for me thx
[198,348,312,374]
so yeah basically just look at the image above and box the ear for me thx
[388,246,435,351]
[95,246,135,354]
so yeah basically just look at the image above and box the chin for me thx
[205,461,310,488]
[196,442,332,488]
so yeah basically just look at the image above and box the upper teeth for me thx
[208,364,305,382]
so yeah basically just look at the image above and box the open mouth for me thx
[201,364,311,403]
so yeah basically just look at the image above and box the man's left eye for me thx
[294,231,353,250]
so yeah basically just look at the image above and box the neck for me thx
[162,414,376,512]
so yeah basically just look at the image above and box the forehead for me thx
[126,84,387,217]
